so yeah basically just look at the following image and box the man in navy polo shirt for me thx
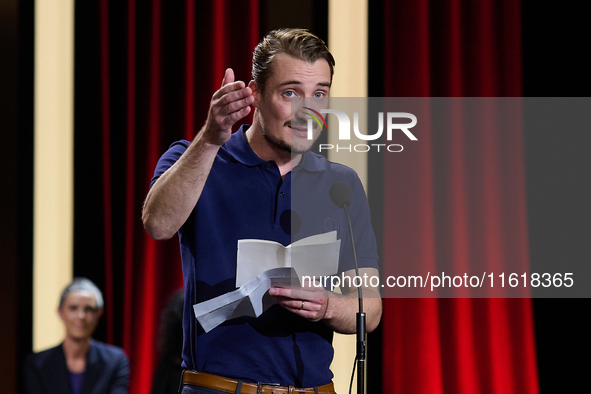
[142,29,382,394]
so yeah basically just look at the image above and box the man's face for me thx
[58,290,102,341]
[253,53,331,154]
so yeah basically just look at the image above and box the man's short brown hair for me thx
[252,28,335,94]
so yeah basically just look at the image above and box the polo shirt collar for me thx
[224,125,266,166]
[295,150,325,173]
[224,124,326,173]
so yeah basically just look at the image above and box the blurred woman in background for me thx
[24,278,129,394]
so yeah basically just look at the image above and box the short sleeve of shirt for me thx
[150,140,191,188]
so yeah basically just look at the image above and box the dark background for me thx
[522,0,591,391]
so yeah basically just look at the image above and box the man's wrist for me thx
[321,293,335,322]
[193,128,226,151]
[321,295,329,320]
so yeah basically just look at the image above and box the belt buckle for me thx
[257,382,281,394]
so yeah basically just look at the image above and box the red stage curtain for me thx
[381,1,539,393]
[97,1,260,393]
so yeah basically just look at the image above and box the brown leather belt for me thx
[182,370,336,394]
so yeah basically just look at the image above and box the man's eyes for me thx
[283,91,326,98]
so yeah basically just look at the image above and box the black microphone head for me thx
[330,181,353,208]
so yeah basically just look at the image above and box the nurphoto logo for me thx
[305,108,418,153]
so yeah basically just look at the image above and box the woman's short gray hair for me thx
[59,278,104,310]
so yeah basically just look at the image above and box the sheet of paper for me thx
[290,231,338,247]
[194,231,342,333]
[193,267,299,333]
[289,241,341,281]
[235,231,340,287]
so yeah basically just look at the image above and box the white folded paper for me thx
[193,232,341,332]
[236,231,340,287]
[193,267,297,333]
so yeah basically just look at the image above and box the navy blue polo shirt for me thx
[151,125,378,387]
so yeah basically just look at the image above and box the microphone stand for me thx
[343,204,365,394]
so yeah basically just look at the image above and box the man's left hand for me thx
[269,285,329,322]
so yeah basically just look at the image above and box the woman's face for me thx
[58,290,102,341]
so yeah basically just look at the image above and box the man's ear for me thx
[248,80,259,108]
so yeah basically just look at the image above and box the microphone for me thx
[329,181,366,394]
[329,181,353,208]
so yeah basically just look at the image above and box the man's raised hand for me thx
[201,68,254,146]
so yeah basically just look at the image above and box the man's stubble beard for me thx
[260,122,315,155]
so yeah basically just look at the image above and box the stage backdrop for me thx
[378,0,538,393]
[73,1,539,393]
